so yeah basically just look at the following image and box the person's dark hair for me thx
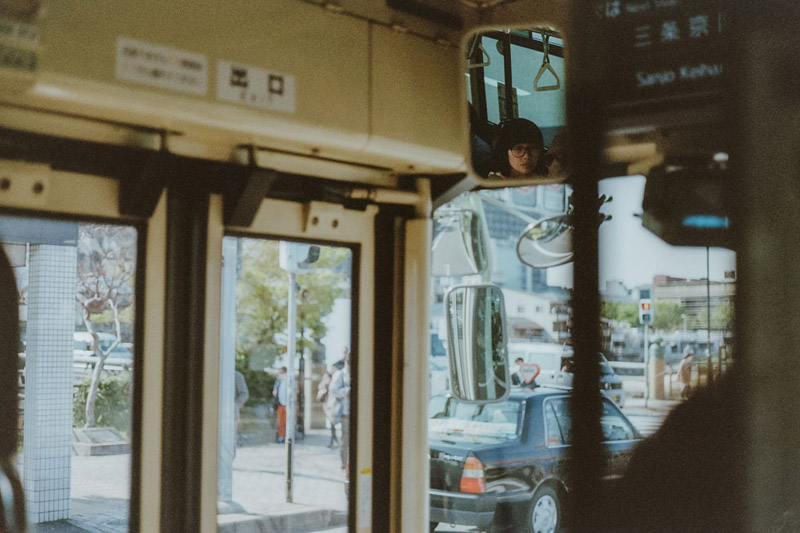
[490,118,546,177]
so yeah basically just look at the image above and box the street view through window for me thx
[428,176,735,532]
[0,216,137,532]
[216,236,353,532]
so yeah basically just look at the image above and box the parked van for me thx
[508,343,626,407]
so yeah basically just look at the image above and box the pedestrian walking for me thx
[330,348,351,468]
[677,348,694,400]
[317,365,340,447]
[272,367,288,443]
[234,370,249,447]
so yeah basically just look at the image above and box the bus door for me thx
[205,190,429,533]
[0,153,168,533]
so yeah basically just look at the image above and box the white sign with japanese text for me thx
[116,37,208,95]
[217,60,295,113]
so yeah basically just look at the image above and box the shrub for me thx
[238,368,276,407]
[74,372,132,437]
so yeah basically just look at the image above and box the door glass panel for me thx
[0,215,138,532]
[217,236,353,532]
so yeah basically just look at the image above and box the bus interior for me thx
[0,1,797,532]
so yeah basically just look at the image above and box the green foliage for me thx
[236,368,277,407]
[236,240,350,370]
[601,301,639,327]
[653,301,685,331]
[712,303,734,330]
[73,372,132,436]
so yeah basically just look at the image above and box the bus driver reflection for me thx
[489,118,548,179]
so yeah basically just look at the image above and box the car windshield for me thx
[429,396,523,444]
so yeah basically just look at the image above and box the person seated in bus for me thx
[488,118,549,179]
[468,103,493,176]
[545,131,567,177]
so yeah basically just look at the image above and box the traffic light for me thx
[639,299,653,325]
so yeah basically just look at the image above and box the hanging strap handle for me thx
[467,38,491,69]
[534,34,561,92]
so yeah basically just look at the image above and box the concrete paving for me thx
[27,428,348,533]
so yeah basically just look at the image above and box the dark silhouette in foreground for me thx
[600,366,746,532]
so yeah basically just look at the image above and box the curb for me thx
[218,508,347,533]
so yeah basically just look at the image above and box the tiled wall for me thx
[23,244,77,523]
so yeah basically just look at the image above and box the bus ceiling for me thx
[0,1,724,215]
[0,1,577,191]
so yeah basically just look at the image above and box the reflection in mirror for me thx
[445,284,509,403]
[516,214,574,268]
[432,208,489,277]
[466,29,566,182]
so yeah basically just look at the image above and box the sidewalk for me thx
[218,427,348,533]
[623,396,680,416]
[29,427,348,533]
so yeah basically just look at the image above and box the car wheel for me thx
[527,485,561,533]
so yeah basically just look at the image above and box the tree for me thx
[653,302,685,331]
[601,301,639,327]
[712,303,734,331]
[76,224,136,428]
[235,240,350,372]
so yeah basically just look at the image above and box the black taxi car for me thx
[428,387,642,532]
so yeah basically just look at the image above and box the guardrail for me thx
[608,361,645,376]
[18,352,133,373]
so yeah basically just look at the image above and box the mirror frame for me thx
[461,27,569,189]
[516,214,574,268]
[444,283,510,404]
[432,207,490,277]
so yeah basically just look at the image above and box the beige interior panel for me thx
[140,192,167,533]
[40,0,370,138]
[0,159,131,220]
[368,24,465,172]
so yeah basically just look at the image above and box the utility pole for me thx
[643,323,649,408]
[706,246,713,386]
[286,269,297,502]
[279,242,320,503]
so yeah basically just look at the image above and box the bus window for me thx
[595,174,739,529]
[216,236,353,531]
[429,182,575,531]
[0,216,139,530]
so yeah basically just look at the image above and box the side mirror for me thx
[444,284,509,403]
[516,214,573,268]
[431,209,489,277]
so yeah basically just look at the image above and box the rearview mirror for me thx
[466,28,566,186]
[516,214,573,268]
[431,208,489,277]
[445,284,509,403]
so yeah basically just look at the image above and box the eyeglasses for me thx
[510,144,541,157]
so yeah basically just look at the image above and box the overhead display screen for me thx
[597,0,726,115]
